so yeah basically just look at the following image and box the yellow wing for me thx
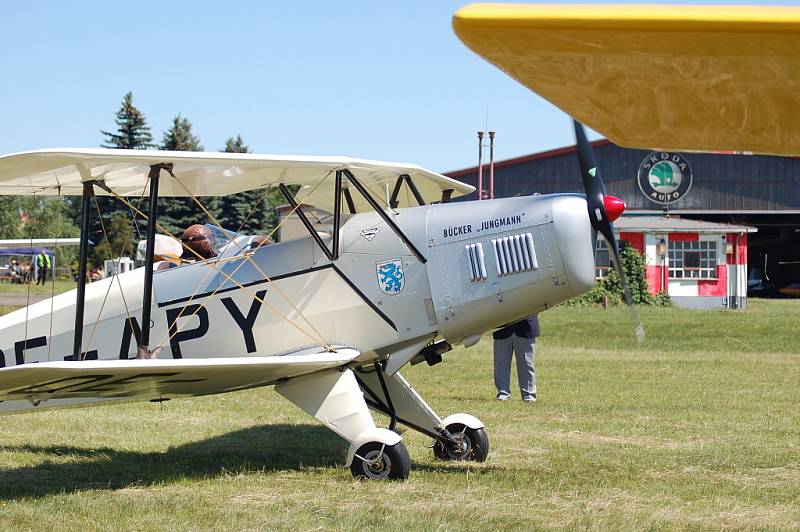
[454,3,800,155]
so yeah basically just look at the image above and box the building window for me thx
[595,238,611,279]
[668,240,718,279]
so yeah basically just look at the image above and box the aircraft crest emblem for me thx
[360,228,380,241]
[376,258,405,295]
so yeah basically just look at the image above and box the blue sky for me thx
[1,1,796,173]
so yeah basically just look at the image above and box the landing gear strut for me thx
[355,364,489,465]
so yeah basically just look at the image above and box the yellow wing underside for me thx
[454,3,800,155]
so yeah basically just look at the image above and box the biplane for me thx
[0,145,619,479]
[2,3,799,480]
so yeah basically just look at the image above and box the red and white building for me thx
[609,217,756,309]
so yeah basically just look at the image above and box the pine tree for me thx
[94,92,154,265]
[0,197,22,239]
[217,135,275,234]
[161,114,204,152]
[158,115,217,235]
[100,92,154,149]
[223,135,248,153]
[90,212,137,267]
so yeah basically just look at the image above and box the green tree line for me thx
[0,92,283,270]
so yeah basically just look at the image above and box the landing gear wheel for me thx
[350,441,411,480]
[433,423,489,462]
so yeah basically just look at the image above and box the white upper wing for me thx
[0,148,474,210]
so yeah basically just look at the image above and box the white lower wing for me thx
[0,348,359,414]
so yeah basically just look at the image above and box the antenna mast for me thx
[489,131,495,199]
[477,131,484,200]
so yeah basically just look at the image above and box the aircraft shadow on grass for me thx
[0,423,490,498]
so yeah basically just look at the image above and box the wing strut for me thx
[278,182,337,261]
[389,174,426,209]
[72,180,95,360]
[342,169,427,263]
[278,169,427,264]
[137,163,174,359]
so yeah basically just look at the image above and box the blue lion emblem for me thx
[377,259,405,295]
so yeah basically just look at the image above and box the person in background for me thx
[36,251,51,285]
[20,261,31,283]
[9,259,22,283]
[493,314,540,402]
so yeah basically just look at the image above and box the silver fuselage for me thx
[0,193,595,384]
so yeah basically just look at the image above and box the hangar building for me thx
[447,140,800,309]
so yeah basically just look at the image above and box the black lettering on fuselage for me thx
[14,336,47,365]
[0,349,5,368]
[221,290,267,353]
[478,214,523,232]
[63,350,99,362]
[443,225,472,238]
[166,305,209,359]
[119,317,142,359]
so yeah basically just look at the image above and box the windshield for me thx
[204,224,245,256]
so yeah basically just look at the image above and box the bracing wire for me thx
[130,185,277,356]
[85,198,130,352]
[172,175,332,349]
[22,192,37,356]
[151,173,335,352]
[116,184,151,324]
[47,187,62,361]
[85,181,151,354]
[128,194,144,241]
[104,185,331,352]
[232,184,273,240]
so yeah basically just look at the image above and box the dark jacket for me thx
[493,315,540,339]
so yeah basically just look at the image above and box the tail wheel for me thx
[350,441,411,480]
[433,423,489,462]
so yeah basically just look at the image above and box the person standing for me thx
[36,251,51,285]
[493,314,540,402]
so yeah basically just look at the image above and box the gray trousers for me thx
[493,334,536,399]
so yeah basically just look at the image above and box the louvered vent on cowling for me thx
[492,233,538,276]
[465,243,487,282]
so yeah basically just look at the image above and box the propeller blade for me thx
[573,120,645,344]
[573,120,606,232]
[605,233,646,344]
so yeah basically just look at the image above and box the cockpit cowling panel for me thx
[424,194,595,344]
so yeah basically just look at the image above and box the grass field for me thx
[0,306,19,316]
[0,280,76,297]
[1,300,798,529]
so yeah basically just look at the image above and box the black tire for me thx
[350,441,411,480]
[433,423,489,462]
